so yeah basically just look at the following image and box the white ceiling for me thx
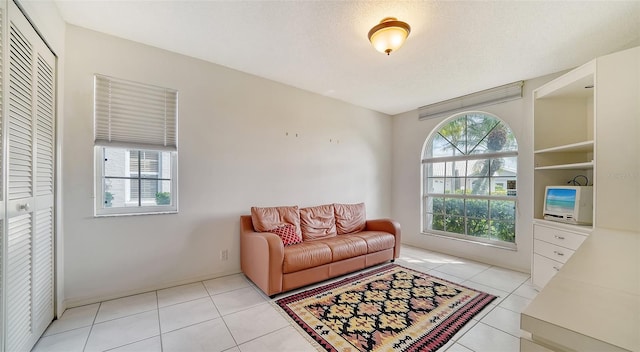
[53,0,640,115]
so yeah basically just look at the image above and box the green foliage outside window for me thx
[431,198,515,242]
[156,192,171,205]
[105,191,114,207]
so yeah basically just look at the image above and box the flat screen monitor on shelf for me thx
[543,186,593,226]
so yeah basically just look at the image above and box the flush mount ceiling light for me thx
[368,17,411,55]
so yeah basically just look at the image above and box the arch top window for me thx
[426,113,518,158]
[422,112,518,246]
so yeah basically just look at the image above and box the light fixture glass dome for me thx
[368,17,411,55]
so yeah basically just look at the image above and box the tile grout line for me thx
[485,319,527,339]
[102,336,159,352]
[81,302,101,352]
[447,329,478,351]
[86,307,159,326]
[156,290,164,352]
[477,309,528,339]
[205,281,225,319]
[234,324,297,349]
[219,312,240,349]
[159,316,224,336]
[158,294,211,310]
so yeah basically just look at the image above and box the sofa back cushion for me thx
[251,205,301,237]
[300,204,337,241]
[334,203,366,234]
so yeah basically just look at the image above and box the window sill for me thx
[94,210,178,218]
[421,231,517,251]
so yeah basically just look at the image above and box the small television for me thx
[543,186,593,225]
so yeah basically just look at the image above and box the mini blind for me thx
[94,74,178,151]
[418,81,523,121]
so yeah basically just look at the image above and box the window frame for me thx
[95,147,178,217]
[93,74,178,217]
[421,112,518,249]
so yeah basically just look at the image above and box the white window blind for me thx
[94,75,178,150]
[419,81,523,121]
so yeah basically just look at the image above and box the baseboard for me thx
[62,269,241,310]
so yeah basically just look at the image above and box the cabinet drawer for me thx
[534,224,587,250]
[532,254,563,288]
[534,239,575,263]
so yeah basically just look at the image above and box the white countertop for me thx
[522,227,640,351]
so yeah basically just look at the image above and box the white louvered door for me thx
[32,46,55,345]
[2,1,56,351]
[0,4,4,351]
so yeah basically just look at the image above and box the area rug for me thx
[276,264,496,352]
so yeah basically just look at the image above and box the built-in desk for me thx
[521,228,640,351]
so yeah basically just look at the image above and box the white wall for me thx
[391,73,562,273]
[63,25,392,306]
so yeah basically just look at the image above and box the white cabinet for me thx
[522,228,640,351]
[531,222,589,288]
[524,46,639,350]
[0,2,57,351]
[531,46,640,290]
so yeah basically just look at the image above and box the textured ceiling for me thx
[53,0,640,115]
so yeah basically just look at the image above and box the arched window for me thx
[422,112,518,246]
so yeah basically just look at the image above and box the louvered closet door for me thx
[4,1,56,351]
[0,5,5,351]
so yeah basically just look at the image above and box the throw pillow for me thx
[334,202,366,234]
[268,224,302,246]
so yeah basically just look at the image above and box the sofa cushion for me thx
[352,231,396,253]
[283,242,332,274]
[300,204,337,241]
[267,224,302,246]
[334,203,366,234]
[320,236,368,262]
[251,205,301,237]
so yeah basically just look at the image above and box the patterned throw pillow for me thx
[268,224,302,246]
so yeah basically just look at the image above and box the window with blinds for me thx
[94,75,178,216]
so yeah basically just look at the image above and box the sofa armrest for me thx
[365,219,402,259]
[240,215,284,296]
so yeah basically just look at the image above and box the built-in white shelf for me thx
[534,140,594,154]
[535,161,594,170]
[535,61,595,99]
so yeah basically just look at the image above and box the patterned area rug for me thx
[276,264,496,352]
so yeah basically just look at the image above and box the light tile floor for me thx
[34,245,537,352]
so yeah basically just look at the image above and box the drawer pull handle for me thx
[554,235,565,240]
[553,251,565,256]
[553,266,561,272]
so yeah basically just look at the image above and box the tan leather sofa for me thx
[240,203,401,297]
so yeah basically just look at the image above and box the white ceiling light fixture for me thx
[368,17,411,55]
